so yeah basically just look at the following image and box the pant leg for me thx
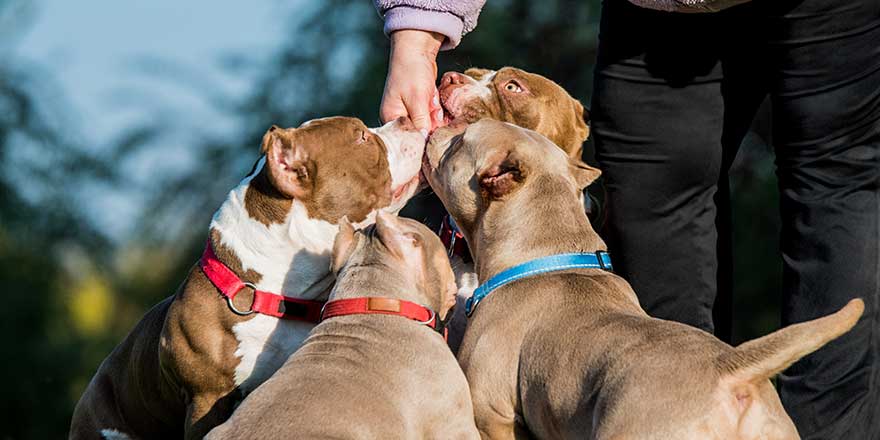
[766,0,880,437]
[591,0,762,337]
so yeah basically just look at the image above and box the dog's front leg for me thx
[473,402,519,440]
[463,357,521,440]
[184,389,238,440]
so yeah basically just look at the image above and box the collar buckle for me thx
[595,250,611,271]
[465,295,480,317]
[321,297,446,340]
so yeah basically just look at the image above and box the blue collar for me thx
[465,251,614,316]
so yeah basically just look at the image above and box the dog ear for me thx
[331,217,359,275]
[570,159,601,190]
[564,99,590,159]
[464,67,493,80]
[260,124,281,152]
[478,151,525,199]
[374,211,423,262]
[263,125,312,199]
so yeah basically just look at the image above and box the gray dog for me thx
[206,212,479,439]
[423,119,864,440]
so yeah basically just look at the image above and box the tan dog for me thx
[206,212,479,439]
[70,117,425,440]
[423,119,864,440]
[436,66,593,352]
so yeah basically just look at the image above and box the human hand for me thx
[380,30,445,136]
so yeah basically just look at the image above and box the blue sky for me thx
[13,0,304,239]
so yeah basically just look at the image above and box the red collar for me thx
[321,297,447,340]
[438,215,471,262]
[199,241,325,323]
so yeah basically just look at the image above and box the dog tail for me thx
[716,298,864,383]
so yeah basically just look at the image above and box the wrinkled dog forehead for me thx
[466,67,537,88]
[494,67,570,99]
[296,117,378,152]
[464,120,563,158]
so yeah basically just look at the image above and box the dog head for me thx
[438,67,589,158]
[247,116,425,227]
[423,119,600,243]
[331,212,458,319]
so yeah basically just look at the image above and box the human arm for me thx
[373,1,487,131]
[374,0,486,50]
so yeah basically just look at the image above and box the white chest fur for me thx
[229,316,315,392]
[208,122,420,394]
[209,161,338,394]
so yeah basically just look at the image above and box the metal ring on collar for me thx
[415,309,436,326]
[465,296,479,317]
[226,282,257,316]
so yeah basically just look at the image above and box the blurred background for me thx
[1,0,780,437]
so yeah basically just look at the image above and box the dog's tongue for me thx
[392,182,408,200]
[391,175,420,200]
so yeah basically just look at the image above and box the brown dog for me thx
[423,119,864,440]
[436,66,592,352]
[206,212,479,439]
[70,117,425,440]
[439,67,589,158]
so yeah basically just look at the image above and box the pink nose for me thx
[440,71,466,90]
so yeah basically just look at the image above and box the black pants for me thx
[591,0,880,437]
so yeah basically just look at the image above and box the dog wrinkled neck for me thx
[331,258,419,304]
[472,175,607,281]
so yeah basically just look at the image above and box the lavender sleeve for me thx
[373,0,487,50]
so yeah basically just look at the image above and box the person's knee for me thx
[594,125,723,205]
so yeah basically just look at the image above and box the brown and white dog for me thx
[70,117,425,440]
[435,67,592,351]
[423,119,864,440]
[438,67,589,159]
[206,213,479,439]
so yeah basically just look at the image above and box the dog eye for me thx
[504,81,523,93]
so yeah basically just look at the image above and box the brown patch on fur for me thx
[209,228,263,312]
[98,228,264,439]
[261,118,394,224]
[244,168,293,226]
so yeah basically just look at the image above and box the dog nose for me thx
[440,71,465,89]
